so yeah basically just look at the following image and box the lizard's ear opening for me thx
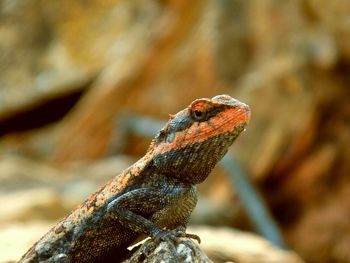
[155,129,167,144]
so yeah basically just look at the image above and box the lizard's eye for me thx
[191,109,207,121]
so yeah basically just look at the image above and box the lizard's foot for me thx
[152,226,201,245]
[148,227,201,259]
[172,226,201,244]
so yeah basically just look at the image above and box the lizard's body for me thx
[20,95,250,263]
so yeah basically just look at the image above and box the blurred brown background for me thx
[0,0,349,262]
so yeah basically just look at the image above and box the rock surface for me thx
[124,238,212,263]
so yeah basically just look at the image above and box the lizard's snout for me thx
[211,94,251,124]
[239,102,251,124]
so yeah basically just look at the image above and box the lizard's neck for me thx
[151,128,244,185]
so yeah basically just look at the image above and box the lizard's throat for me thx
[153,127,244,184]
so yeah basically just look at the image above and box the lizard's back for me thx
[20,156,151,263]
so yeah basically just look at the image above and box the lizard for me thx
[19,94,251,263]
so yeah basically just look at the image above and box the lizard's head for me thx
[152,94,251,184]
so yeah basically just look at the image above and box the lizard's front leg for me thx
[106,186,199,244]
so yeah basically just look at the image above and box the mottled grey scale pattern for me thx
[65,169,197,262]
[154,124,246,184]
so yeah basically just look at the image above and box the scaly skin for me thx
[20,94,251,263]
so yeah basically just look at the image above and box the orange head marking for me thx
[152,94,250,184]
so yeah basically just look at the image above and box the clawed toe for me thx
[181,233,201,244]
[152,228,201,246]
